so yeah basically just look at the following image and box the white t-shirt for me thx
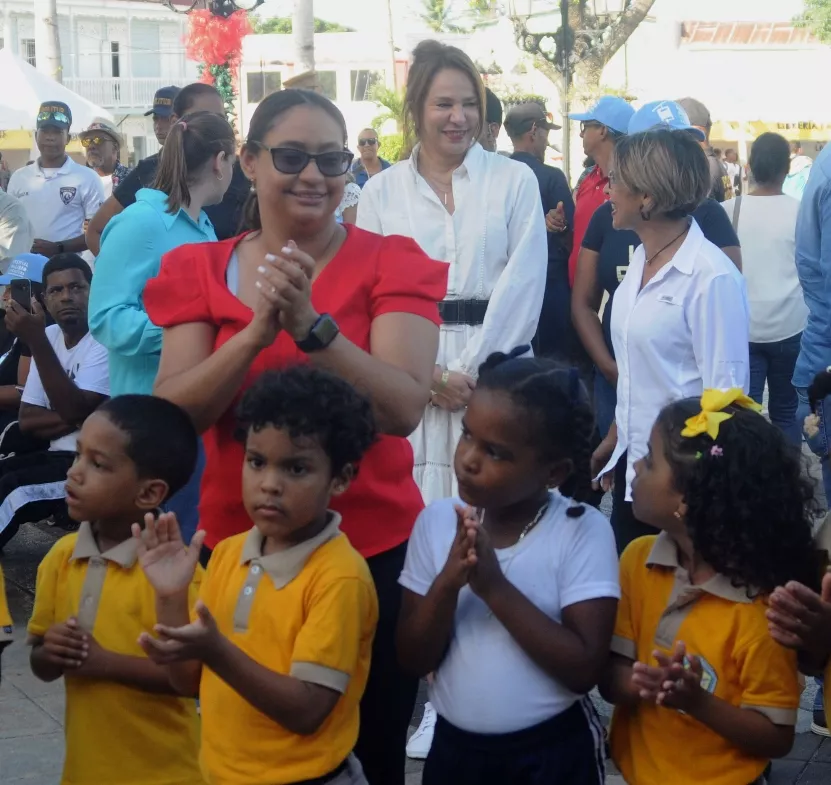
[721,194,808,343]
[7,157,105,243]
[399,493,620,734]
[21,324,110,452]
[0,190,34,268]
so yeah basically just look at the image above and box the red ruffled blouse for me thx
[144,226,448,557]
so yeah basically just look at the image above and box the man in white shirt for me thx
[6,102,105,258]
[0,190,35,271]
[0,252,109,549]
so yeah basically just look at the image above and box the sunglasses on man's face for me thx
[81,136,111,148]
[358,138,378,147]
[257,145,354,177]
[580,121,604,134]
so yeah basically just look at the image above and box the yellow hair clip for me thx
[681,388,762,441]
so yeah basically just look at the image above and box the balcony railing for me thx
[63,77,173,112]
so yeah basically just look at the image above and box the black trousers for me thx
[199,538,417,785]
[610,452,657,554]
[422,699,606,785]
[354,540,418,785]
[0,450,75,550]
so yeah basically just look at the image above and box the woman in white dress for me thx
[357,40,547,504]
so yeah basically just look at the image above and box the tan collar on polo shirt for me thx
[646,531,753,605]
[69,521,139,568]
[239,511,343,590]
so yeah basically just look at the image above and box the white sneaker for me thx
[406,702,436,760]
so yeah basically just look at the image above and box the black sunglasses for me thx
[253,143,354,177]
[358,138,378,147]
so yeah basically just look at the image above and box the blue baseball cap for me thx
[37,101,72,131]
[145,86,181,118]
[569,96,634,135]
[628,100,706,141]
[0,253,49,285]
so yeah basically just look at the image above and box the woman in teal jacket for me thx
[89,110,235,396]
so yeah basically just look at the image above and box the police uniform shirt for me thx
[7,157,105,243]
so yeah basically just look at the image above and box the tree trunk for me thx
[293,0,315,75]
[34,0,62,84]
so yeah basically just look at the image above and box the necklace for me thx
[645,223,690,265]
[479,497,550,547]
[423,174,452,206]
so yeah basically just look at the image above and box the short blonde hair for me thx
[613,129,710,219]
[404,40,485,146]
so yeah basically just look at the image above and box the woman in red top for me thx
[143,89,447,785]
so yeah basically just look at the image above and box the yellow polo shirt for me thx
[198,513,378,785]
[0,564,13,646]
[27,523,203,785]
[610,534,800,785]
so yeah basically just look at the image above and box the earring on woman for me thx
[639,205,652,221]
[673,510,682,519]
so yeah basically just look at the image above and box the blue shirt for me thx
[794,145,831,387]
[89,188,217,396]
[351,158,390,188]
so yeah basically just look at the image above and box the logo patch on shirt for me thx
[658,294,677,305]
[687,654,718,694]
[59,186,77,205]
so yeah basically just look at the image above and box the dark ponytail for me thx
[152,110,235,214]
[241,89,348,231]
[477,350,595,517]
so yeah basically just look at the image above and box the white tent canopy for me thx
[0,48,113,131]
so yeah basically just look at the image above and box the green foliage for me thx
[378,133,406,163]
[252,16,352,34]
[420,0,466,33]
[500,91,548,109]
[198,64,238,132]
[370,84,406,132]
[795,0,831,43]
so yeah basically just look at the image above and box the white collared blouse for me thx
[602,219,750,499]
[356,142,547,377]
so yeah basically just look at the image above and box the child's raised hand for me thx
[439,505,478,591]
[133,512,205,599]
[631,642,686,703]
[139,600,221,664]
[467,520,506,602]
[41,617,87,670]
[767,574,831,662]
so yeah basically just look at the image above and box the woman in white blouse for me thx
[592,127,750,553]
[357,39,547,503]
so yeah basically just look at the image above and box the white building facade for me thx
[1,0,198,162]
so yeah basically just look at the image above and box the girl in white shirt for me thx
[721,133,807,447]
[357,40,547,504]
[592,128,750,553]
[398,349,619,785]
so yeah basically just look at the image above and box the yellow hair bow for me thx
[681,388,762,441]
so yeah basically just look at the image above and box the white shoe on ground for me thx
[406,702,436,760]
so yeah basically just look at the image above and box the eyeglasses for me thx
[580,121,603,134]
[255,144,354,177]
[358,138,378,147]
[80,136,112,148]
[45,282,88,299]
[37,111,70,125]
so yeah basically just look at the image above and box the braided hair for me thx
[477,348,595,518]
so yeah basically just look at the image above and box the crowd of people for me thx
[0,36,828,785]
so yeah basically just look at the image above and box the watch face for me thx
[313,315,340,347]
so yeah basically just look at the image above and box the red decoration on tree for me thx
[185,9,252,78]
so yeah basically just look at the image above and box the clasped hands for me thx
[631,641,706,714]
[439,505,505,601]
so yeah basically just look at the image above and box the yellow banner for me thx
[712,120,831,142]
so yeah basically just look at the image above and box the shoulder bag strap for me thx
[731,194,742,233]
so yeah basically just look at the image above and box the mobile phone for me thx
[10,279,31,313]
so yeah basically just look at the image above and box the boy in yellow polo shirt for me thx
[0,564,13,677]
[601,392,817,785]
[27,395,203,785]
[136,367,379,785]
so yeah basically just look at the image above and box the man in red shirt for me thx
[566,96,634,286]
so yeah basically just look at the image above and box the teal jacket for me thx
[89,188,216,396]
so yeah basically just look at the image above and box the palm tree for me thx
[293,0,315,74]
[370,84,406,133]
[420,0,465,34]
[34,0,62,83]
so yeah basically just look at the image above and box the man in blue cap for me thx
[6,102,105,259]
[145,85,181,147]
[566,96,634,287]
